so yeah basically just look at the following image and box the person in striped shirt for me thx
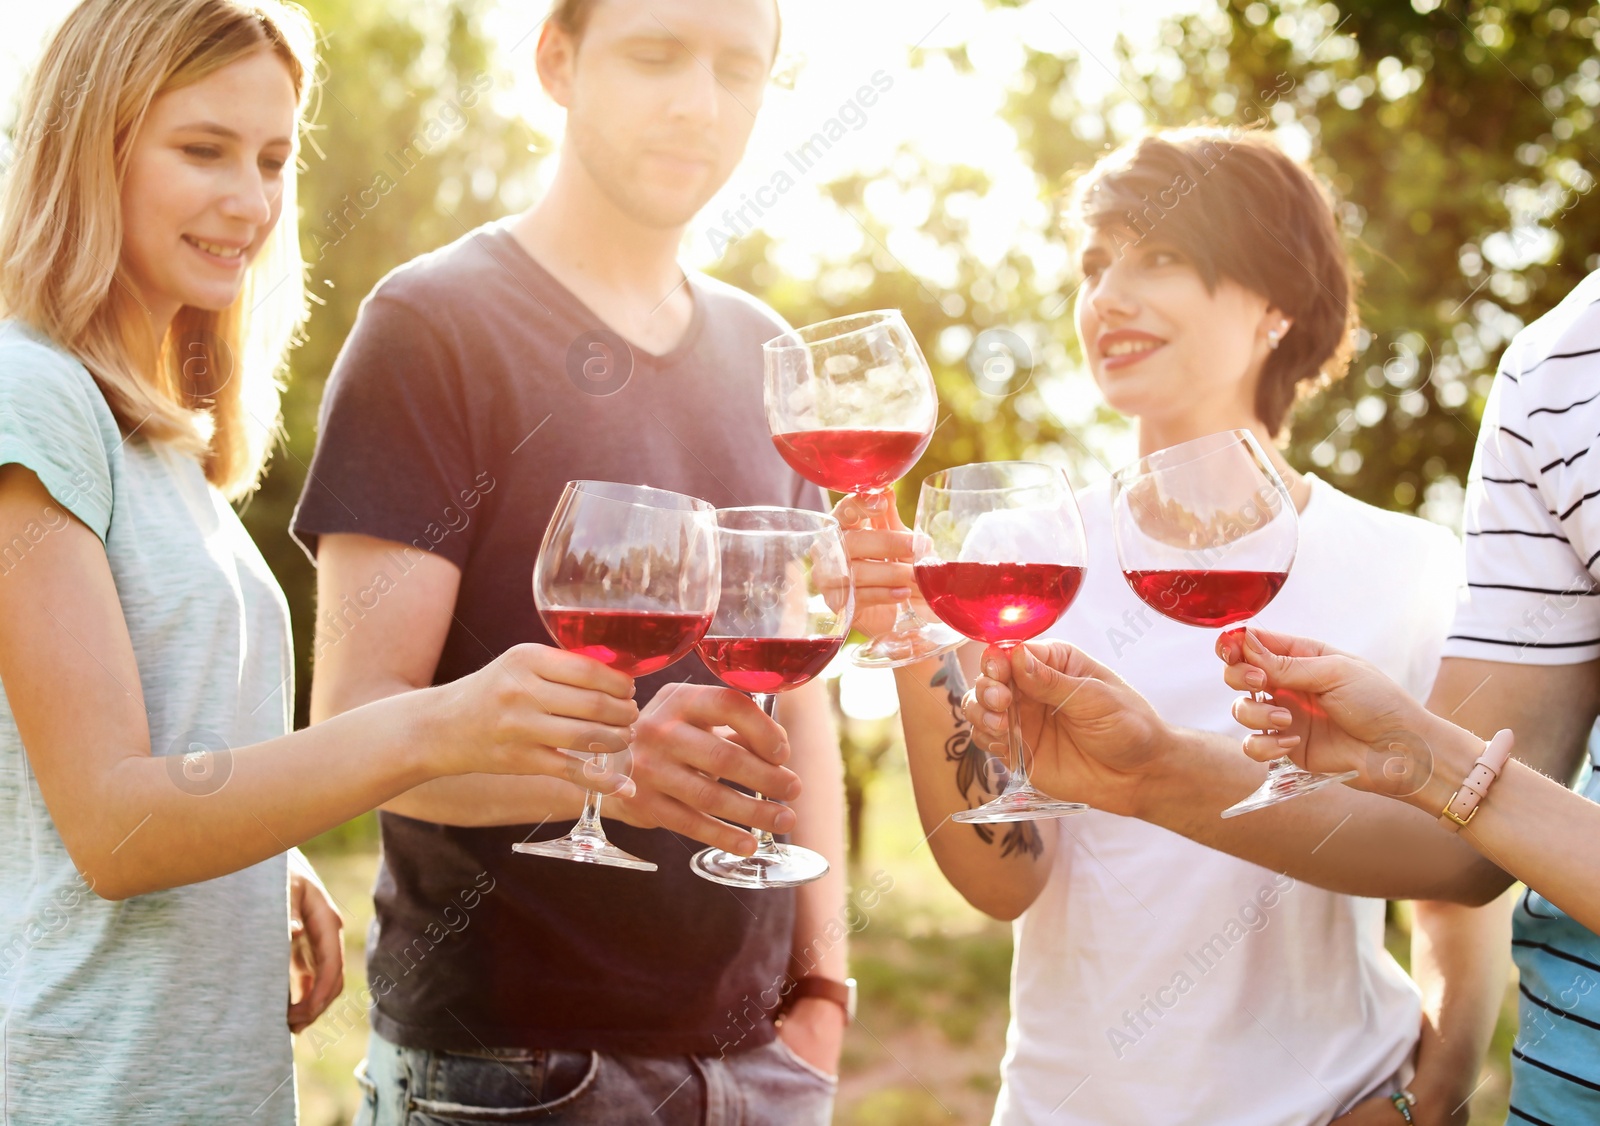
[966,269,1600,1123]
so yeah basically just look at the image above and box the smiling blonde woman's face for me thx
[118,47,297,325]
[1075,226,1282,433]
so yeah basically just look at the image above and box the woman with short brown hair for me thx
[840,127,1505,1124]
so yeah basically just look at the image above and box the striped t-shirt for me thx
[1442,266,1600,1125]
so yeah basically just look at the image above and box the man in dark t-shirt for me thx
[292,2,849,1123]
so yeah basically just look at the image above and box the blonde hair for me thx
[0,0,316,498]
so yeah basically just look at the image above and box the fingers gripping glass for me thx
[691,507,854,889]
[1109,430,1357,818]
[517,481,720,871]
[913,461,1091,823]
[763,309,963,669]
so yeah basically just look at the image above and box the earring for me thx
[1267,323,1287,350]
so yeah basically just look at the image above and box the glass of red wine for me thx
[691,506,853,889]
[1110,429,1356,818]
[764,310,963,669]
[912,461,1091,823]
[516,480,720,871]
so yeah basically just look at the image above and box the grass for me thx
[294,757,1517,1125]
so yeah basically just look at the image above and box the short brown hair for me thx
[549,0,783,58]
[1066,127,1358,437]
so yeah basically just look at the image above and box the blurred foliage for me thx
[718,0,1600,530]
[242,0,1600,732]
[242,0,546,726]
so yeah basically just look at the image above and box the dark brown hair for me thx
[549,0,783,59]
[1066,127,1358,437]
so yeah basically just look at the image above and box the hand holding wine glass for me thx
[516,480,719,872]
[764,310,962,668]
[963,638,1172,819]
[1111,429,1356,817]
[1219,627,1441,800]
[912,461,1090,822]
[831,491,934,643]
[690,507,853,888]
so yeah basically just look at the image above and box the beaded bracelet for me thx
[1389,1088,1415,1123]
[1438,729,1515,832]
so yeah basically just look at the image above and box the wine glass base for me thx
[852,622,966,669]
[952,788,1089,823]
[1220,768,1360,818]
[690,843,830,888]
[512,835,658,872]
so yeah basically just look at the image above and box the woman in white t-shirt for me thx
[839,128,1509,1124]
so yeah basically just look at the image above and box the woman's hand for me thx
[832,492,928,640]
[433,643,640,793]
[1219,627,1440,800]
[287,848,344,1034]
[964,640,1169,816]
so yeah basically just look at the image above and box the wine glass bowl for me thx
[516,481,720,871]
[691,507,853,889]
[912,461,1091,823]
[764,310,963,667]
[1109,430,1356,817]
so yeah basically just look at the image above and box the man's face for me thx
[544,0,777,228]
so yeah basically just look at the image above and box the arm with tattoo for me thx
[891,645,1054,920]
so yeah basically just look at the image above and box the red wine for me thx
[771,428,931,492]
[696,635,845,694]
[913,561,1086,644]
[542,609,712,676]
[1122,569,1288,628]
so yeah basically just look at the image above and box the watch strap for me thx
[1439,728,1514,832]
[785,975,856,1021]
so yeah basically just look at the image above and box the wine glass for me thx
[1110,429,1357,818]
[515,481,720,871]
[912,461,1091,823]
[691,507,853,888]
[763,309,963,669]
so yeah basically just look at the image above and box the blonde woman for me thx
[0,2,639,1120]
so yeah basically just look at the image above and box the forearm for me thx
[783,681,849,981]
[1411,714,1600,932]
[84,690,440,899]
[383,773,587,825]
[1131,728,1506,902]
[895,649,1054,920]
[320,671,587,827]
[1408,893,1513,1122]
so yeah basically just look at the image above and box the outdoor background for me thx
[6,0,1600,1121]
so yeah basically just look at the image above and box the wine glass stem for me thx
[750,692,784,857]
[1000,641,1032,795]
[572,752,610,844]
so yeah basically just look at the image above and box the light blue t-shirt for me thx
[0,322,296,1123]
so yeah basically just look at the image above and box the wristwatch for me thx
[784,975,857,1022]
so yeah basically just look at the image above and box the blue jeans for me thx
[354,1028,835,1125]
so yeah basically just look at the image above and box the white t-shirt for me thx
[994,474,1462,1126]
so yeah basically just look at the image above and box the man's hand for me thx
[287,849,345,1034]
[606,682,802,855]
[777,997,846,1077]
[963,640,1168,817]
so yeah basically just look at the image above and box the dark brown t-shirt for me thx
[292,223,822,1055]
